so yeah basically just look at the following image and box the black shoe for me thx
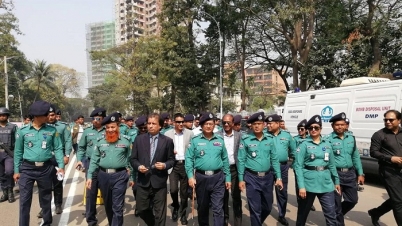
[0,190,9,202]
[224,218,229,226]
[55,205,63,214]
[82,212,86,216]
[134,209,139,217]
[172,208,179,221]
[180,215,188,225]
[311,205,316,211]
[8,188,15,203]
[368,209,380,226]
[37,210,43,218]
[278,217,289,226]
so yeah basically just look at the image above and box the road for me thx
[0,154,397,226]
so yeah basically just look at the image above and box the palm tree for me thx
[31,60,51,102]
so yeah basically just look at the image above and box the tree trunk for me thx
[369,36,381,76]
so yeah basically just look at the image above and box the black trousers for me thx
[137,185,167,226]
[169,161,188,217]
[0,152,14,189]
[335,170,359,226]
[379,165,402,225]
[224,164,242,226]
[51,156,63,207]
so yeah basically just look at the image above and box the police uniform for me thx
[294,115,339,226]
[185,113,231,226]
[125,116,138,142]
[237,112,282,226]
[77,107,106,225]
[160,113,173,134]
[293,119,308,147]
[14,101,64,226]
[184,114,194,130]
[266,114,296,225]
[0,107,17,203]
[327,113,363,226]
[87,112,134,226]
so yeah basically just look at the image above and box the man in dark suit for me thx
[218,114,243,226]
[130,113,175,226]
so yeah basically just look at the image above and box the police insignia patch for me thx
[341,114,346,119]
[239,143,244,148]
[315,117,319,122]
[111,116,115,121]
[213,142,221,146]
[209,113,213,118]
[49,107,53,111]
[268,117,272,121]
[258,115,262,120]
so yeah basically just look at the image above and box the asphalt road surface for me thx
[0,154,397,226]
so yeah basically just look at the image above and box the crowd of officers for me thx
[0,101,402,226]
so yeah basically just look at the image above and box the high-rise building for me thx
[115,0,162,45]
[86,21,116,87]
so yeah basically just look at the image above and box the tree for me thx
[50,64,82,97]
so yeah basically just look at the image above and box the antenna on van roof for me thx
[340,77,390,87]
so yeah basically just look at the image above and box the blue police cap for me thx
[135,115,147,127]
[247,112,264,124]
[56,109,62,115]
[199,112,214,125]
[233,115,242,124]
[90,108,106,117]
[29,101,51,116]
[345,118,350,124]
[265,114,281,122]
[48,104,57,113]
[297,119,307,128]
[161,112,170,120]
[329,112,347,123]
[184,114,194,122]
[101,112,120,126]
[125,116,134,121]
[306,115,322,128]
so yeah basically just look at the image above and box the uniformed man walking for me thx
[117,112,129,135]
[86,112,134,226]
[160,112,173,134]
[265,114,296,225]
[233,115,242,133]
[294,115,340,226]
[183,114,194,130]
[13,101,65,226]
[76,108,106,226]
[238,112,283,226]
[125,116,138,141]
[37,105,72,217]
[185,113,231,226]
[0,107,17,203]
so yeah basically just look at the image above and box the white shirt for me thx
[174,130,185,160]
[77,125,84,143]
[223,131,235,165]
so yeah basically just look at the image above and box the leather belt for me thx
[305,166,328,171]
[175,160,185,164]
[23,160,51,167]
[280,161,288,165]
[99,167,126,174]
[337,167,354,172]
[196,169,221,176]
[246,168,270,177]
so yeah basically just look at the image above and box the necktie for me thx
[150,136,156,164]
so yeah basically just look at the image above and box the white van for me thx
[282,77,402,175]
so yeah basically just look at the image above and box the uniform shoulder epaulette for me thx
[215,133,223,139]
[97,136,105,142]
[121,134,131,141]
[191,133,202,139]
[241,133,250,140]
[19,124,29,130]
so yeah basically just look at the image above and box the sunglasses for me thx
[175,121,184,124]
[297,127,305,131]
[139,126,147,130]
[92,117,102,121]
[223,121,232,125]
[383,118,396,123]
[308,126,321,131]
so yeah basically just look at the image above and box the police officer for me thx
[214,117,222,131]
[160,112,173,134]
[266,114,296,226]
[294,115,340,226]
[344,118,353,135]
[125,116,138,141]
[233,115,242,133]
[14,101,64,226]
[117,112,129,135]
[22,115,31,125]
[0,107,17,203]
[76,107,106,226]
[185,113,231,226]
[326,112,364,225]
[238,112,283,226]
[55,109,62,122]
[37,105,72,217]
[86,112,134,226]
[183,114,194,130]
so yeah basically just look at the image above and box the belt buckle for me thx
[316,166,324,171]
[341,168,348,172]
[257,172,266,177]
[205,170,214,176]
[35,162,44,167]
[106,169,116,173]
[0,149,4,153]
[177,160,183,163]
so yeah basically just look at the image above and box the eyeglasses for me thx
[297,127,305,131]
[175,121,184,124]
[92,117,102,121]
[223,121,232,125]
[308,126,321,131]
[139,127,147,130]
[383,118,396,123]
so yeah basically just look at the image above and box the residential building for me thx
[245,65,287,95]
[86,21,116,87]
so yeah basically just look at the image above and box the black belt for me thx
[246,168,270,177]
[305,166,328,171]
[23,160,51,166]
[99,167,126,173]
[175,160,185,164]
[196,169,221,175]
[337,167,354,172]
[280,161,288,165]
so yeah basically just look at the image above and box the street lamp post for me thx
[203,12,223,118]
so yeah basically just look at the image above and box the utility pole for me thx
[4,56,9,109]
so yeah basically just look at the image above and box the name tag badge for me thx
[324,152,329,161]
[42,141,47,149]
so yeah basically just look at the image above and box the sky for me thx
[13,0,115,96]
